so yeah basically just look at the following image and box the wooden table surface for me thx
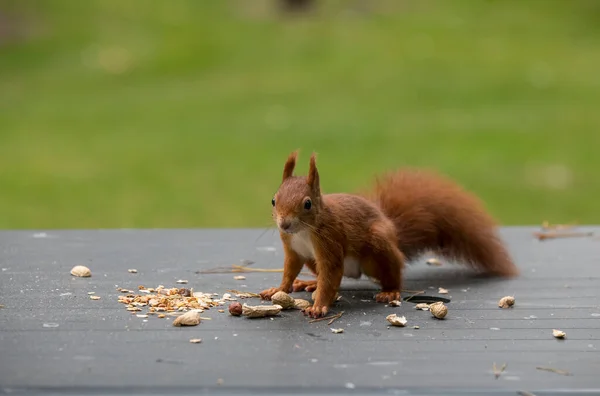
[1,227,599,395]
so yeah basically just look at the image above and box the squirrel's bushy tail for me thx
[366,169,518,277]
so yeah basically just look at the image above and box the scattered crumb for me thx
[330,328,344,334]
[226,289,261,299]
[189,338,202,344]
[89,295,101,300]
[218,309,225,313]
[536,366,572,376]
[70,265,91,277]
[136,314,148,318]
[493,362,507,379]
[412,325,420,329]
[386,314,408,327]
[87,292,95,295]
[128,269,138,273]
[389,300,401,307]
[415,303,430,310]
[233,275,246,280]
[438,287,449,294]
[498,296,515,308]
[552,329,566,339]
[426,258,442,266]
[176,279,188,284]
[157,314,166,318]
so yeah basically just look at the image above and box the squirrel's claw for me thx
[302,305,328,318]
[375,290,401,303]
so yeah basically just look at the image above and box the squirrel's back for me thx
[364,169,518,277]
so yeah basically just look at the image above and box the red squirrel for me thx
[259,151,519,318]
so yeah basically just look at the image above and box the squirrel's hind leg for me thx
[292,259,318,292]
[362,221,405,303]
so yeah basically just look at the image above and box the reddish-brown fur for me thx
[259,151,519,318]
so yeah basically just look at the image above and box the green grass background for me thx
[1,0,599,229]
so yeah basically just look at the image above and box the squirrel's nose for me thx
[280,219,292,231]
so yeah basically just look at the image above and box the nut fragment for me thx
[415,303,430,311]
[233,275,246,280]
[389,300,401,307]
[552,329,566,339]
[426,258,442,266]
[386,314,408,327]
[241,304,282,318]
[157,314,166,318]
[70,265,91,277]
[271,291,295,309]
[172,310,201,326]
[128,269,138,273]
[498,296,515,309]
[429,301,448,319]
[438,287,449,294]
[294,299,311,310]
[176,279,188,284]
[89,295,101,300]
[189,338,202,344]
[330,328,344,334]
[228,302,243,316]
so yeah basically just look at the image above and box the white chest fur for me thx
[290,230,316,259]
[289,231,362,279]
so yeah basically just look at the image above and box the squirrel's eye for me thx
[271,198,276,207]
[304,199,312,210]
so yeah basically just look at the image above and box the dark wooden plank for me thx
[1,226,599,394]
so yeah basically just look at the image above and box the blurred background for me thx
[1,0,599,229]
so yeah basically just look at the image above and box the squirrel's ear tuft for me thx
[307,152,320,193]
[282,150,298,181]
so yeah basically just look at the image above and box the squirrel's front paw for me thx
[259,287,281,300]
[302,305,328,318]
[375,290,401,303]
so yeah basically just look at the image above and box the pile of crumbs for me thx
[116,285,258,318]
